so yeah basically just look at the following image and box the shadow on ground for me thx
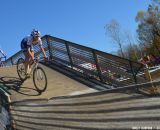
[0,76,41,96]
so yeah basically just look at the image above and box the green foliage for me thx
[136,0,160,57]
[105,0,160,61]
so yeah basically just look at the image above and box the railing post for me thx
[11,58,14,65]
[129,60,139,91]
[45,35,53,60]
[92,50,104,82]
[129,60,137,84]
[65,42,73,67]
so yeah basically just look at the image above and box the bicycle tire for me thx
[17,58,26,80]
[33,66,47,92]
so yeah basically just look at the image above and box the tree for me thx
[124,31,139,60]
[105,19,125,58]
[136,0,160,56]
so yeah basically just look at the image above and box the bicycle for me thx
[17,56,48,93]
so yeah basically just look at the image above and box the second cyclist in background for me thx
[21,29,47,78]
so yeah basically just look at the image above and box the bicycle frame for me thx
[30,57,40,74]
[30,57,47,73]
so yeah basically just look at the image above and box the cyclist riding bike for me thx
[21,29,47,78]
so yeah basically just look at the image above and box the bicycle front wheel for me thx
[33,66,47,92]
[17,58,26,80]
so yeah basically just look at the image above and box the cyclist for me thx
[21,29,47,77]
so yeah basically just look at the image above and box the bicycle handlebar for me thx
[34,56,49,62]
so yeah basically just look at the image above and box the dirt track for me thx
[0,65,97,102]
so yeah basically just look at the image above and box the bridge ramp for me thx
[0,65,97,102]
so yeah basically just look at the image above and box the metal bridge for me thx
[5,35,148,88]
[0,35,160,130]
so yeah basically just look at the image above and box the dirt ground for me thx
[0,65,97,102]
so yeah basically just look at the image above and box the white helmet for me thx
[31,29,40,37]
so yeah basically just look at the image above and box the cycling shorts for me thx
[21,38,33,52]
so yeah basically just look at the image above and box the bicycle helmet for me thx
[31,29,40,37]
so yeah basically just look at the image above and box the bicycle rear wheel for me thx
[17,58,26,80]
[33,66,47,92]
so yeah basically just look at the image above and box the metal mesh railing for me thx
[4,35,147,87]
